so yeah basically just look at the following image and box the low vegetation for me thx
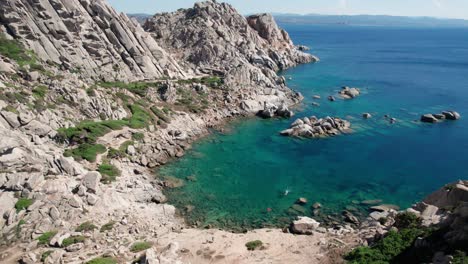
[97,81,162,97]
[64,143,106,162]
[15,198,33,212]
[61,235,85,247]
[452,251,468,264]
[41,251,53,262]
[245,240,263,251]
[98,164,121,183]
[345,228,427,263]
[57,120,128,145]
[107,147,126,159]
[128,104,153,129]
[100,221,116,232]
[177,76,224,89]
[0,34,41,69]
[32,85,48,99]
[393,211,422,229]
[345,212,438,264]
[130,241,152,252]
[175,87,209,113]
[76,221,98,232]
[150,106,171,123]
[37,231,57,245]
[132,132,144,141]
[0,91,29,105]
[15,219,25,238]
[86,257,117,264]
[3,105,19,114]
[119,140,134,152]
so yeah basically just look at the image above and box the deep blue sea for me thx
[158,25,468,230]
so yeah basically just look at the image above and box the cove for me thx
[157,24,468,231]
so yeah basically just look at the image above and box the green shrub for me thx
[16,219,25,238]
[100,221,115,232]
[41,251,53,262]
[394,212,421,229]
[453,251,468,264]
[0,34,38,68]
[1,91,28,104]
[176,76,224,89]
[86,257,117,264]
[3,105,19,114]
[98,164,121,183]
[58,120,128,144]
[37,231,57,245]
[63,143,106,162]
[107,148,126,159]
[245,240,263,251]
[150,106,170,123]
[119,140,134,152]
[76,221,98,232]
[86,88,96,96]
[345,228,425,263]
[130,241,152,252]
[61,235,85,247]
[32,85,48,99]
[128,104,152,129]
[15,198,33,212]
[98,81,160,97]
[132,132,144,141]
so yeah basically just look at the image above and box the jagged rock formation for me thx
[280,116,351,138]
[339,86,360,99]
[0,0,186,81]
[144,0,318,115]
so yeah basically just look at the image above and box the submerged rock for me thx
[363,113,372,119]
[342,210,360,225]
[296,198,308,205]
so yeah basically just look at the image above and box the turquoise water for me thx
[158,25,468,230]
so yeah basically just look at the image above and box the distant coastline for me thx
[271,14,468,28]
[129,12,468,28]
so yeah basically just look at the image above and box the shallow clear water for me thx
[158,25,468,230]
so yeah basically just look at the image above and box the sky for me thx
[107,0,468,20]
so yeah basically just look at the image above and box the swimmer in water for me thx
[284,187,291,196]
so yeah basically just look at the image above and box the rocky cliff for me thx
[144,0,318,114]
[0,0,186,81]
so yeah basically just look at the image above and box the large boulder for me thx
[290,216,320,235]
[421,114,439,123]
[339,86,360,99]
[81,172,102,194]
[442,111,461,120]
[423,181,468,208]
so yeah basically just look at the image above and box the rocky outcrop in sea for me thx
[421,110,461,123]
[280,116,351,138]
